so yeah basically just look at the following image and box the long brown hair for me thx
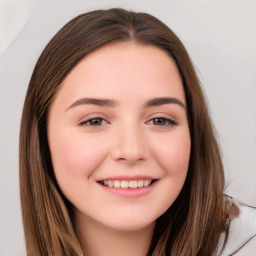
[20,8,231,255]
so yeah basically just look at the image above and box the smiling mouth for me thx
[98,179,157,189]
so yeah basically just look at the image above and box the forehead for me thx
[53,42,185,108]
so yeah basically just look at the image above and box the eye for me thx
[147,117,177,127]
[79,118,108,127]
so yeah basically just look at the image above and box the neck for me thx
[74,211,155,256]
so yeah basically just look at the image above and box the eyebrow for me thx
[66,98,117,111]
[145,97,185,108]
[65,97,186,111]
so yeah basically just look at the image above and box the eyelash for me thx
[79,118,108,127]
[147,117,177,127]
[79,116,177,128]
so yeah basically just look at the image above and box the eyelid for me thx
[146,113,178,128]
[78,113,109,127]
[77,113,178,127]
[146,116,177,127]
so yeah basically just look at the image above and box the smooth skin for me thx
[47,42,191,256]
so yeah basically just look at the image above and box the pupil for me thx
[154,118,165,125]
[91,119,101,125]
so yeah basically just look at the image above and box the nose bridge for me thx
[111,118,149,163]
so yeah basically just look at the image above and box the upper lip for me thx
[97,175,158,181]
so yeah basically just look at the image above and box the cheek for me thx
[151,129,191,176]
[148,130,190,214]
[49,130,107,182]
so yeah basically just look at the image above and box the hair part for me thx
[20,8,232,256]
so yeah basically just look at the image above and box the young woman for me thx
[19,8,255,256]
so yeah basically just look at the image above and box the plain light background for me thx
[0,0,255,255]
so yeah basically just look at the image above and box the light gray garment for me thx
[219,204,256,255]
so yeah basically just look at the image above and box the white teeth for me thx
[100,179,153,188]
[137,180,144,187]
[128,180,137,188]
[121,180,128,188]
[144,180,150,186]
[113,180,120,188]
[108,180,113,188]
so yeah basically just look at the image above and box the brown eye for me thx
[80,118,107,126]
[152,118,167,125]
[89,118,103,126]
[148,117,177,127]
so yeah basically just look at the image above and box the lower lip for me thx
[98,181,158,198]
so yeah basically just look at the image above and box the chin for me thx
[95,210,158,232]
[103,218,156,233]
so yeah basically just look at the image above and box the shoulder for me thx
[220,203,256,255]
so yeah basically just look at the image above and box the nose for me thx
[111,124,149,165]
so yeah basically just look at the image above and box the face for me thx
[47,43,191,232]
